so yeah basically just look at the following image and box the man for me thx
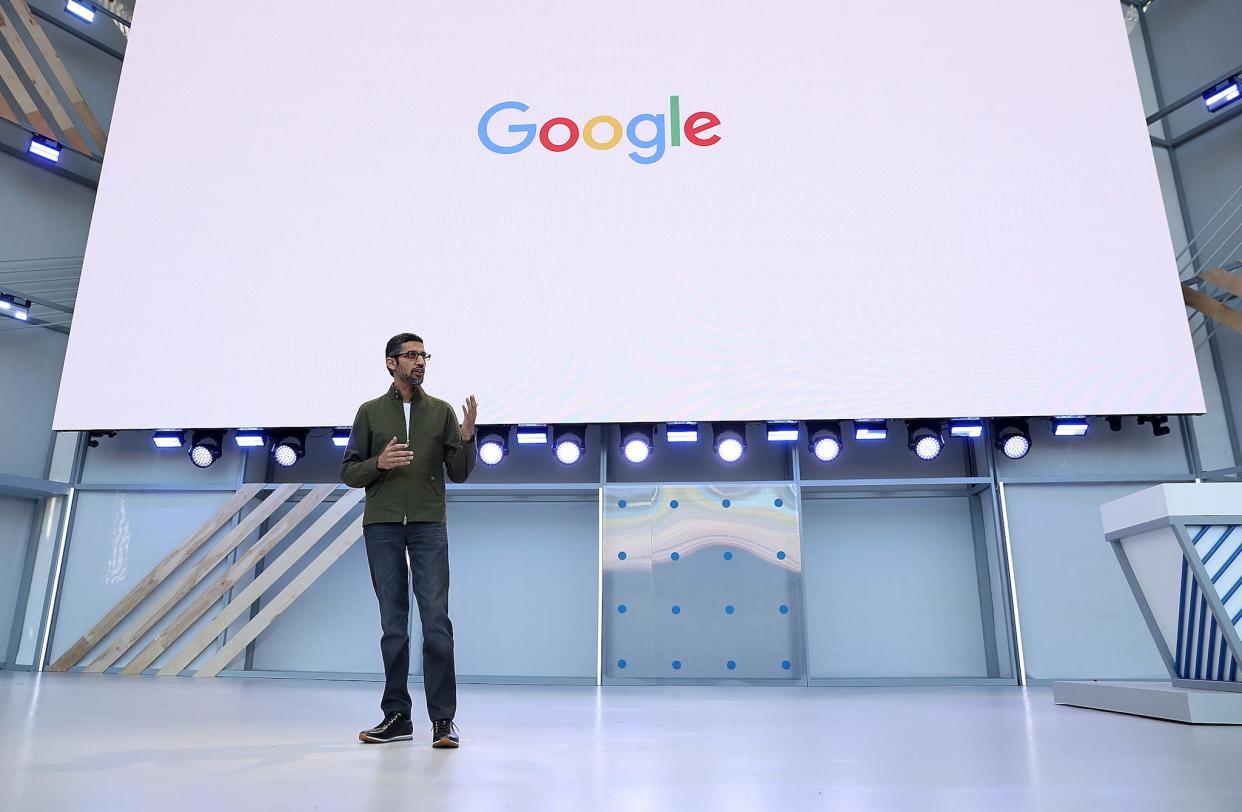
[340,332,478,748]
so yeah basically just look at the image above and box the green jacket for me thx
[340,384,477,525]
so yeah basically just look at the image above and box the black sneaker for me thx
[432,718,460,749]
[359,712,413,744]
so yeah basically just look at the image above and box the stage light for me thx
[854,420,887,441]
[189,431,223,468]
[666,422,699,443]
[906,420,944,461]
[713,423,747,463]
[621,424,654,464]
[234,429,266,448]
[766,421,799,442]
[949,419,983,439]
[65,1,95,23]
[994,419,1031,460]
[152,430,185,449]
[807,421,842,463]
[1051,416,1089,437]
[331,427,351,448]
[1205,78,1241,113]
[270,430,307,468]
[552,425,585,465]
[0,294,31,322]
[515,424,549,445]
[478,427,509,466]
[1138,415,1171,437]
[27,135,61,162]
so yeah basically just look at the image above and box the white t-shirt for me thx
[403,402,411,441]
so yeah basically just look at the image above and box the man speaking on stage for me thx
[340,332,478,748]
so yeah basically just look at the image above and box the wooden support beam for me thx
[0,40,54,139]
[122,484,336,675]
[1185,285,1242,336]
[1200,266,1242,300]
[159,489,364,677]
[48,484,265,672]
[0,2,90,153]
[194,516,366,678]
[9,0,107,151]
[85,483,303,673]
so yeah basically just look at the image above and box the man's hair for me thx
[385,332,424,377]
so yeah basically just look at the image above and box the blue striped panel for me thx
[1176,557,1191,675]
[1198,525,1232,567]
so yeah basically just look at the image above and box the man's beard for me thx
[397,368,424,387]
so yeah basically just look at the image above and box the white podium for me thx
[1053,483,1242,723]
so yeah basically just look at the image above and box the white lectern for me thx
[1053,483,1242,723]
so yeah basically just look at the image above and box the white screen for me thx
[53,1,1204,431]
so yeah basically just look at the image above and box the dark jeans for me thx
[363,521,456,722]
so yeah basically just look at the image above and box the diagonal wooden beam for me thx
[0,39,54,139]
[1184,285,1242,336]
[48,483,265,672]
[122,484,336,675]
[1200,266,1242,300]
[0,83,15,122]
[85,483,304,673]
[159,489,365,676]
[194,515,366,678]
[9,0,107,151]
[0,2,89,153]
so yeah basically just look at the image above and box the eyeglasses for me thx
[390,351,431,362]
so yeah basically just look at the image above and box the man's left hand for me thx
[460,395,478,442]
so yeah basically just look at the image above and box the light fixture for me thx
[712,422,747,463]
[478,426,509,466]
[515,424,549,445]
[854,419,887,441]
[27,135,61,162]
[189,430,223,468]
[152,430,186,449]
[766,421,800,442]
[1138,415,1171,437]
[234,429,266,448]
[552,425,585,465]
[1205,77,1241,113]
[0,294,31,321]
[806,420,842,463]
[621,424,654,464]
[270,429,307,468]
[665,422,699,443]
[1051,416,1089,437]
[65,1,96,23]
[994,419,1031,460]
[331,427,351,448]
[949,419,984,438]
[906,420,944,461]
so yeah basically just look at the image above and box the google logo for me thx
[478,96,721,165]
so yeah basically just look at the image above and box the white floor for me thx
[2,672,1241,811]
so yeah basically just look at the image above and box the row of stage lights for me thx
[142,416,1171,469]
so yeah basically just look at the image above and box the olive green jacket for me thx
[340,384,476,524]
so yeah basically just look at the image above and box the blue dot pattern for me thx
[723,551,733,560]
[618,659,627,669]
[779,604,789,614]
[617,604,627,614]
[671,605,681,615]
[725,605,734,615]
[671,552,680,561]
[670,500,679,509]
[672,660,682,670]
[727,660,736,670]
[782,660,792,670]
[618,499,627,508]
[618,551,627,561]
[722,499,731,508]
[777,551,787,560]
[775,498,784,507]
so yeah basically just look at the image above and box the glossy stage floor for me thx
[2,671,1240,811]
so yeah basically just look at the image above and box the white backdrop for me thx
[53,1,1203,430]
